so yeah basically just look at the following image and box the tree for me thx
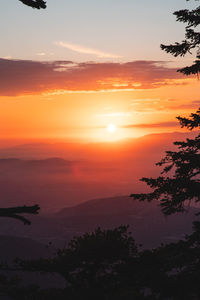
[4,224,200,300]
[131,109,200,215]
[18,0,46,9]
[0,204,40,225]
[131,0,200,215]
[2,226,145,300]
[161,0,200,76]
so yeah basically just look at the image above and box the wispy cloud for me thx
[56,41,123,58]
[36,52,46,56]
[123,121,178,129]
[2,56,12,59]
[96,112,132,118]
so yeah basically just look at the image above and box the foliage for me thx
[0,224,200,300]
[161,0,200,75]
[16,226,139,298]
[130,109,200,215]
[2,226,142,300]
[0,205,40,225]
[131,0,200,214]
[18,0,46,9]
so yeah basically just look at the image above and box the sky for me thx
[0,0,199,142]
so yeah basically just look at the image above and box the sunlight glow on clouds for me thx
[0,59,188,96]
[97,112,132,118]
[123,121,178,129]
[36,52,46,56]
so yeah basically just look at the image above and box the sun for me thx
[107,124,116,133]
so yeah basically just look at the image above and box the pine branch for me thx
[160,41,193,57]
[0,205,40,225]
[161,2,200,75]
[174,7,200,27]
[18,0,46,9]
[185,29,200,45]
[177,109,200,129]
[178,57,200,75]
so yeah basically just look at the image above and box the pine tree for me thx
[131,109,200,215]
[161,0,200,76]
[131,0,200,214]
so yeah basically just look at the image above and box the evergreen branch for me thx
[18,0,46,9]
[177,109,200,129]
[0,205,40,225]
[160,41,193,57]
[177,57,200,75]
[161,1,200,75]
[174,7,200,27]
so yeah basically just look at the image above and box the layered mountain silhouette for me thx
[0,196,197,249]
[55,196,198,248]
[0,131,198,211]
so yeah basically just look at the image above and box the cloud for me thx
[167,103,200,111]
[56,41,122,58]
[97,112,132,118]
[2,56,12,59]
[123,121,178,129]
[192,100,200,105]
[36,52,46,56]
[0,58,186,96]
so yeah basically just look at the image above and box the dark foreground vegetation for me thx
[0,222,200,300]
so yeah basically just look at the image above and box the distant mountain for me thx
[0,157,73,170]
[0,235,53,262]
[0,195,198,250]
[57,195,156,217]
[0,131,199,211]
[55,196,199,248]
[0,235,65,291]
[0,131,198,160]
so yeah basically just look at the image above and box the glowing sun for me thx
[107,124,117,133]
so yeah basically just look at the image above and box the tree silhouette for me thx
[0,204,40,225]
[161,0,200,76]
[131,109,200,215]
[18,0,46,9]
[131,0,200,215]
[3,223,200,300]
[2,226,144,300]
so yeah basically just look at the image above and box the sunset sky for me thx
[0,0,199,142]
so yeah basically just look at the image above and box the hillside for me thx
[55,196,198,248]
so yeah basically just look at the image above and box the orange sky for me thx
[1,1,199,143]
[0,59,199,142]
